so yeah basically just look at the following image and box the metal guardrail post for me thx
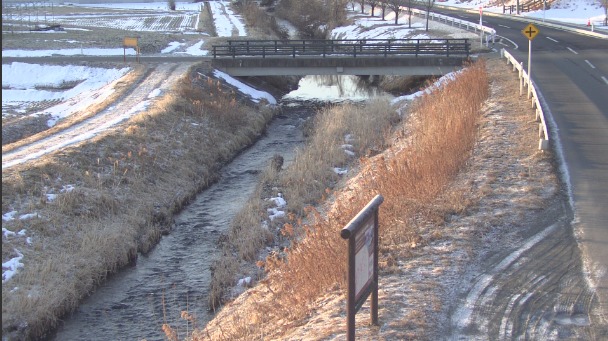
[502,49,549,150]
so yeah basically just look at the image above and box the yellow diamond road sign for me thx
[522,23,539,41]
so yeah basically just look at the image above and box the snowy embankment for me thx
[441,0,606,26]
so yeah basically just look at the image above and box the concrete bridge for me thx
[211,38,472,76]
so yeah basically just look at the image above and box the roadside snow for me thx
[2,63,130,127]
[212,70,277,104]
[440,0,606,26]
[2,250,24,283]
[208,0,247,37]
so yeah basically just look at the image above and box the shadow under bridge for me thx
[211,38,472,76]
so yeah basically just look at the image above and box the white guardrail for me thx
[407,8,548,150]
[410,7,497,47]
[502,48,550,150]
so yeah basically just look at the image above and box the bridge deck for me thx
[212,38,470,59]
[211,39,471,76]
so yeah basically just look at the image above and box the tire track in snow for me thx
[208,0,246,37]
[450,205,597,340]
[2,62,193,170]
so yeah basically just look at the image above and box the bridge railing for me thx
[212,39,470,59]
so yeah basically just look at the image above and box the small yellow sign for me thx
[123,36,138,47]
[522,23,539,41]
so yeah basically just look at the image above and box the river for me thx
[49,75,390,341]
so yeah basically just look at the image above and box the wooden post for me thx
[341,195,383,341]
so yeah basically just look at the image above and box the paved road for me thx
[430,5,608,338]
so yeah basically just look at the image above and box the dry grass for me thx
[282,98,399,215]
[276,0,349,38]
[238,1,289,39]
[193,59,489,340]
[1,63,280,340]
[202,95,401,312]
[192,56,560,341]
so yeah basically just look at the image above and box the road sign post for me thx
[521,23,539,99]
[123,36,140,63]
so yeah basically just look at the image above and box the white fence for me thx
[407,8,548,150]
[502,48,549,150]
[410,7,497,47]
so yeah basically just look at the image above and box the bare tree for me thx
[323,0,346,28]
[604,0,607,26]
[359,0,365,13]
[368,0,379,16]
[405,0,415,28]
[418,0,435,31]
[386,0,403,24]
[380,0,387,20]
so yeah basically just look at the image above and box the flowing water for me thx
[50,75,390,341]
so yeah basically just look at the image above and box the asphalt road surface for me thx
[429,5,608,339]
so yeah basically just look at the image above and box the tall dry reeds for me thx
[369,60,488,246]
[196,59,489,340]
[202,95,399,318]
[281,97,398,215]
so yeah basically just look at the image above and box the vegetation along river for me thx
[49,74,392,341]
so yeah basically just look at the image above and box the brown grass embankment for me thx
[187,59,489,340]
[1,64,282,341]
[204,96,400,312]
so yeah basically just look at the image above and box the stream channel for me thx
[50,75,391,341]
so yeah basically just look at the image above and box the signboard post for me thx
[521,23,539,98]
[123,36,140,63]
[341,195,384,341]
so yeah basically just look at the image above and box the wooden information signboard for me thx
[341,194,384,341]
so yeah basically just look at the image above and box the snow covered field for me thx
[1,1,244,139]
[2,63,130,126]
[442,0,607,26]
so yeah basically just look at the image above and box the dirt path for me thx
[2,62,194,170]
